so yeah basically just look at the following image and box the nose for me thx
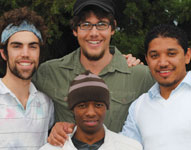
[85,104,96,117]
[89,26,99,37]
[158,55,169,67]
[21,46,29,57]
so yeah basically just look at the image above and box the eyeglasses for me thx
[78,22,110,30]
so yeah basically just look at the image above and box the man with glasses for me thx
[32,0,155,145]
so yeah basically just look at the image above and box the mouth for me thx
[84,120,98,127]
[17,60,34,69]
[88,40,102,44]
[160,70,170,73]
[19,62,32,66]
[157,70,172,77]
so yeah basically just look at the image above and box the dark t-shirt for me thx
[72,136,104,150]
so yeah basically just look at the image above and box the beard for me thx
[82,48,105,61]
[159,80,178,87]
[158,77,183,88]
[7,59,37,80]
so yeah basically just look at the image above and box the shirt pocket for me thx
[104,91,136,132]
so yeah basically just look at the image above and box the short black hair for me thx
[144,24,188,55]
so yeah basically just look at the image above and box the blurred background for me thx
[1,0,191,77]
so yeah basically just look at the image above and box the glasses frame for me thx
[78,21,111,30]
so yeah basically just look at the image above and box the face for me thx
[73,12,115,61]
[73,101,106,135]
[146,37,191,89]
[1,31,40,80]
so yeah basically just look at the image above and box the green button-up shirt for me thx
[32,47,155,132]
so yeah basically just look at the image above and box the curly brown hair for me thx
[0,7,47,47]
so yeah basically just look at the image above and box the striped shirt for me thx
[0,79,54,150]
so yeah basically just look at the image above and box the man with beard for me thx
[40,71,142,150]
[121,24,191,150]
[32,0,155,145]
[0,7,54,149]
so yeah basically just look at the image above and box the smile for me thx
[88,40,101,44]
[157,70,172,78]
[84,120,98,126]
[159,70,170,73]
[19,62,32,66]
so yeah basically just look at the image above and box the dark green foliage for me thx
[0,0,191,76]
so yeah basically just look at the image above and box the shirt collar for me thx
[59,46,132,76]
[99,46,131,76]
[0,79,37,95]
[59,48,86,75]
[148,71,191,99]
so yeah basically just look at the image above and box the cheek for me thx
[102,32,112,40]
[74,110,82,120]
[98,110,106,119]
[147,61,156,70]
[31,51,40,60]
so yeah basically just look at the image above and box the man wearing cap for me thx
[40,71,142,150]
[32,0,155,145]
[0,7,54,149]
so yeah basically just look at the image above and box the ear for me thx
[185,48,191,64]
[0,49,7,61]
[73,30,78,37]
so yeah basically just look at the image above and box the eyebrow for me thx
[149,48,178,53]
[10,41,40,45]
[167,48,178,51]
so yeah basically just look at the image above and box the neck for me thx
[160,86,174,99]
[74,126,105,145]
[80,49,113,75]
[160,75,186,99]
[2,72,31,109]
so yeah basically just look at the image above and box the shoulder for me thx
[129,92,150,110]
[107,130,143,150]
[133,93,149,106]
[130,64,151,76]
[39,50,78,68]
[35,89,54,106]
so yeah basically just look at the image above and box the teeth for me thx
[88,41,100,44]
[19,63,31,66]
[160,71,170,73]
[86,120,96,122]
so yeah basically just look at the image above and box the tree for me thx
[0,0,191,76]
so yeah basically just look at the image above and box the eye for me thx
[168,52,176,56]
[80,22,91,29]
[29,44,39,49]
[95,102,104,108]
[97,22,109,30]
[12,44,21,48]
[77,103,86,109]
[150,54,158,59]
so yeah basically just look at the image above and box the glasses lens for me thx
[80,22,91,30]
[97,22,109,30]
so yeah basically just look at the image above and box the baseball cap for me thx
[73,0,115,15]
